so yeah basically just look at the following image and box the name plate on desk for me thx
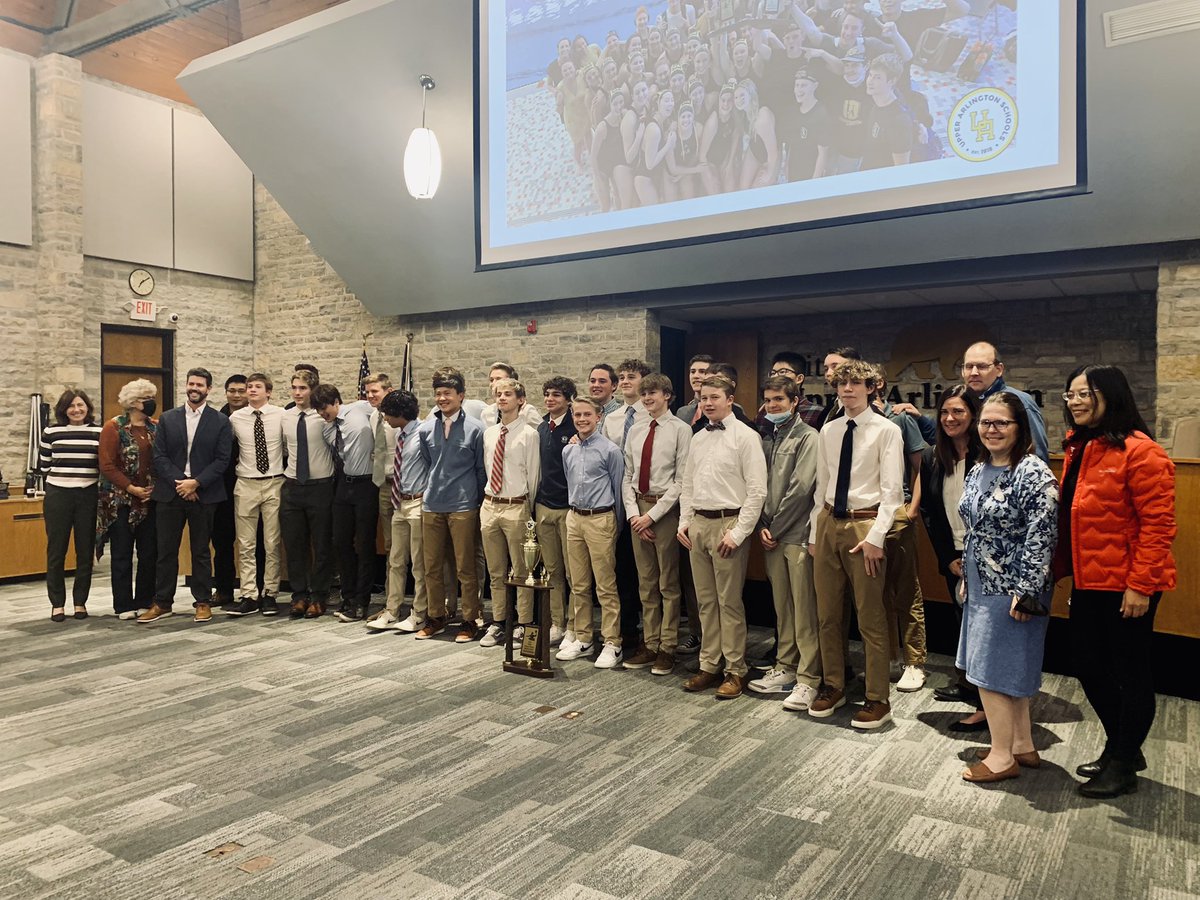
[520,626,540,659]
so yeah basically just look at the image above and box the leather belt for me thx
[824,502,879,520]
[636,493,663,503]
[696,508,740,519]
[244,474,284,480]
[339,474,373,483]
[285,476,333,485]
[570,505,614,516]
[398,491,424,501]
[485,494,528,505]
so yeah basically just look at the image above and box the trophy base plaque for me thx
[502,576,555,679]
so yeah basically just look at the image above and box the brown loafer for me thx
[136,604,174,624]
[974,748,1041,769]
[304,601,326,619]
[683,670,724,693]
[714,673,745,700]
[193,603,213,623]
[290,599,307,619]
[962,761,1020,783]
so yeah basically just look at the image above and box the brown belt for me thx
[696,508,740,519]
[824,502,880,520]
[636,493,663,503]
[485,494,528,505]
[571,505,614,516]
[398,492,424,501]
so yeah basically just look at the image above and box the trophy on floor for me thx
[522,518,542,586]
[503,519,555,678]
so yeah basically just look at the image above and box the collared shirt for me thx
[679,415,768,547]
[601,397,622,418]
[601,399,647,449]
[229,403,286,477]
[621,412,691,523]
[675,397,701,426]
[322,399,375,477]
[483,417,541,499]
[482,402,544,429]
[562,431,624,519]
[393,418,429,495]
[760,413,819,546]
[808,406,904,548]
[370,407,396,485]
[417,408,486,513]
[282,406,335,480]
[183,402,206,477]
[535,411,578,509]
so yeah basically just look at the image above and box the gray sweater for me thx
[759,415,819,546]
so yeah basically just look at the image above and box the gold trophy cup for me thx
[522,518,542,585]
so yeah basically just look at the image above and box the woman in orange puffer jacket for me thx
[1054,365,1176,800]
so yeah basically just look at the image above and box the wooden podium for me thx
[502,575,555,678]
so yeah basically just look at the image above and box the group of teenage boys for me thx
[137,340,1045,729]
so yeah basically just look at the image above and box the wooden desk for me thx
[0,497,77,579]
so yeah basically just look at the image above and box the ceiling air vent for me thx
[1103,0,1200,47]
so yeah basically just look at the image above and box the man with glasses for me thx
[759,351,825,430]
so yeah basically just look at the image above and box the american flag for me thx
[357,344,371,400]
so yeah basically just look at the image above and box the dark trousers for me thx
[212,488,264,596]
[154,497,216,608]
[280,478,334,603]
[332,478,378,607]
[615,522,641,636]
[44,483,97,607]
[1070,588,1162,764]
[109,504,157,613]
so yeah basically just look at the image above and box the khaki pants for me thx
[535,503,569,629]
[480,499,534,623]
[763,541,821,688]
[423,510,481,622]
[565,510,619,645]
[689,514,750,677]
[631,499,681,653]
[234,477,282,595]
[385,497,426,617]
[679,547,701,639]
[378,481,394,554]
[884,507,927,666]
[813,509,890,702]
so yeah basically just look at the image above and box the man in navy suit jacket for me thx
[138,367,233,624]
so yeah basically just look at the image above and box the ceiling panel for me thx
[1051,273,1140,296]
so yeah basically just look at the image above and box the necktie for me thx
[549,417,556,432]
[489,425,507,495]
[833,420,857,518]
[637,419,657,494]
[253,410,269,474]
[691,404,703,425]
[334,420,345,465]
[391,432,405,509]
[705,421,726,432]
[372,413,388,487]
[623,405,636,448]
[296,411,310,484]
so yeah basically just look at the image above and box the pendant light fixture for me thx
[404,74,442,199]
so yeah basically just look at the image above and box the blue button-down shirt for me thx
[322,399,375,477]
[417,409,486,513]
[562,431,624,520]
[394,418,429,495]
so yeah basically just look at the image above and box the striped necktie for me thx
[391,432,404,509]
[489,425,507,495]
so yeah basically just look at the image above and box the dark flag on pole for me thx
[357,334,372,400]
[399,332,415,393]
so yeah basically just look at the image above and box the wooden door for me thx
[101,326,173,420]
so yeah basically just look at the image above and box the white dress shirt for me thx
[483,416,541,499]
[482,402,544,429]
[184,402,205,477]
[601,399,647,449]
[678,415,768,547]
[808,406,904,548]
[229,403,286,477]
[282,406,336,480]
[621,412,692,522]
[370,407,397,485]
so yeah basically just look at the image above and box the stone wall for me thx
[1157,255,1200,453]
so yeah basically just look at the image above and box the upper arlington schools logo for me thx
[948,88,1018,162]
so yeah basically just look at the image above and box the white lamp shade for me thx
[404,127,442,199]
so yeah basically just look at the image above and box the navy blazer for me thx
[152,404,233,504]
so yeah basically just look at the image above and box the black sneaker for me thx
[335,603,363,623]
[225,597,260,617]
[260,594,279,617]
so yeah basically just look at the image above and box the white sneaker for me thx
[549,625,565,646]
[366,612,398,631]
[747,668,797,695]
[396,613,424,633]
[555,639,593,661]
[897,665,926,692]
[135,608,149,616]
[782,683,818,711]
[479,624,505,648]
[117,611,137,621]
[594,642,623,669]
[511,625,525,643]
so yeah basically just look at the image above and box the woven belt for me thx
[636,493,664,503]
[823,501,880,520]
[570,505,614,516]
[398,491,424,501]
[486,494,528,505]
[696,508,740,519]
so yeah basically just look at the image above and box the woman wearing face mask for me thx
[1054,365,1176,798]
[97,379,160,620]
[40,389,104,622]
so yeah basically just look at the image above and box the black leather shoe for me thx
[948,717,989,733]
[1079,760,1138,798]
[1076,750,1147,779]
[934,684,977,702]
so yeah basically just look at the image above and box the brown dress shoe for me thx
[962,761,1020,783]
[193,603,213,623]
[975,748,1041,769]
[304,601,326,619]
[683,670,724,692]
[290,599,308,619]
[715,673,745,700]
[136,604,174,624]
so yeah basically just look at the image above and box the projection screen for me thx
[476,0,1080,270]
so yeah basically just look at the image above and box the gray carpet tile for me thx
[1,566,1197,899]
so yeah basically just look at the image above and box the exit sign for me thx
[130,299,157,322]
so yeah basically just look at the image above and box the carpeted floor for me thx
[1,568,1197,899]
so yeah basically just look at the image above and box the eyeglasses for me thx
[961,362,997,374]
[1062,390,1095,402]
[769,368,796,377]
[978,419,1016,431]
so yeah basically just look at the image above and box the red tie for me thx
[549,418,556,432]
[489,425,507,495]
[391,433,404,509]
[638,419,657,494]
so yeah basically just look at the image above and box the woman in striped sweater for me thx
[39,389,103,622]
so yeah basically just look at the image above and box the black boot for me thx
[1075,749,1148,779]
[1079,758,1138,798]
